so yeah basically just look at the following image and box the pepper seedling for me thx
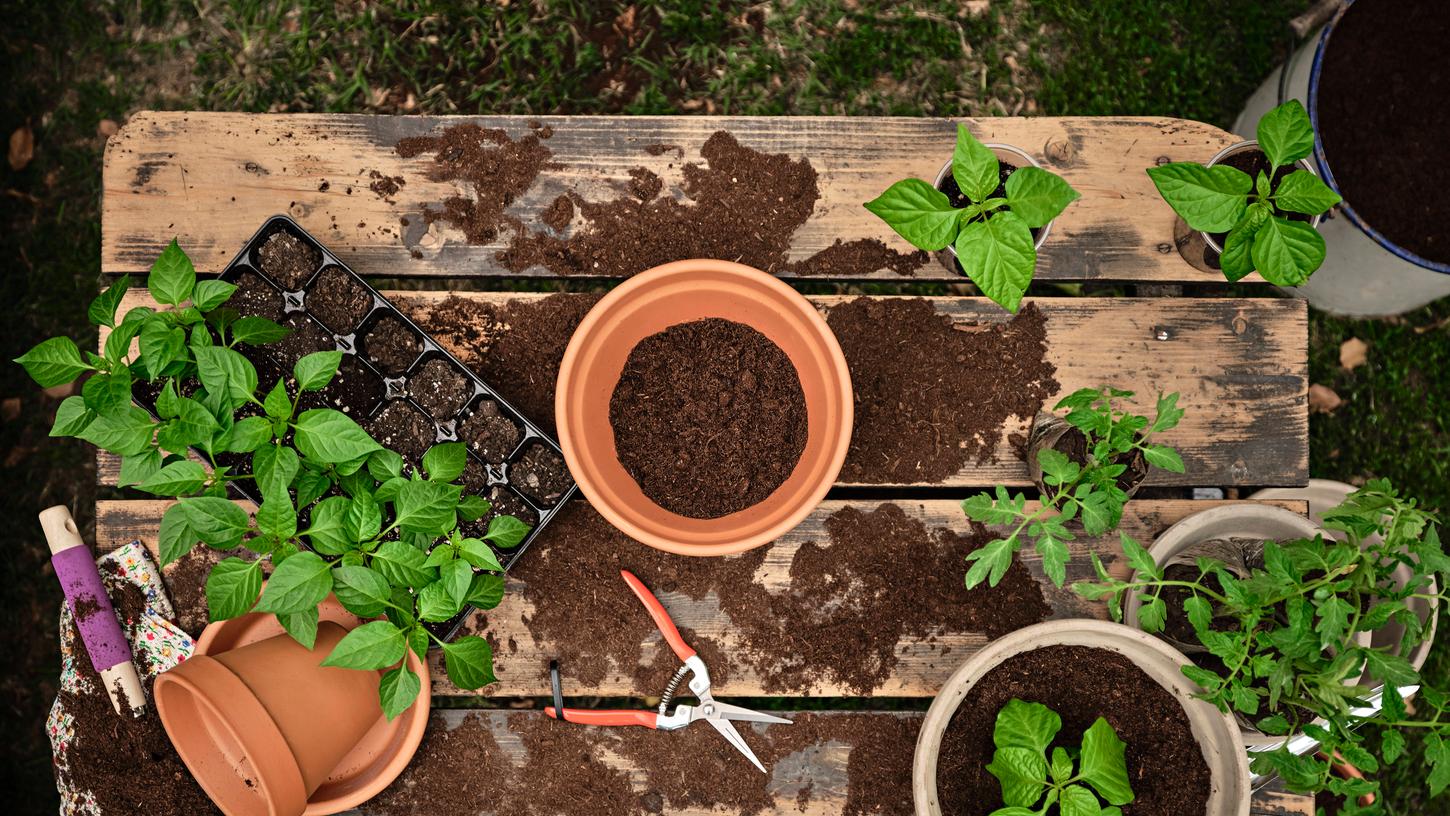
[986,698,1134,816]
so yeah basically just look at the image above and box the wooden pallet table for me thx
[93,113,1315,815]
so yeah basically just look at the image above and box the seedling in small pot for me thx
[985,699,1134,816]
[865,124,1080,312]
[1148,100,1342,286]
[962,388,1184,590]
[15,241,530,719]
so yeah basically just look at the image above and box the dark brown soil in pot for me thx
[1050,426,1149,494]
[458,399,524,464]
[257,230,320,289]
[306,266,373,333]
[508,443,571,508]
[1315,0,1450,264]
[1206,149,1313,247]
[408,357,472,419]
[368,400,437,464]
[935,644,1211,816]
[608,317,807,520]
[362,314,424,376]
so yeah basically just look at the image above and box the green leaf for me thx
[1256,100,1315,168]
[148,239,196,306]
[993,699,1062,753]
[321,620,407,670]
[466,573,506,609]
[205,557,261,620]
[295,351,343,392]
[82,371,134,415]
[986,746,1048,808]
[368,449,404,482]
[965,537,1017,589]
[395,479,461,535]
[179,496,250,549]
[15,336,92,387]
[419,579,463,622]
[1035,448,1079,486]
[460,538,505,572]
[1252,216,1326,286]
[1049,747,1073,784]
[484,515,531,549]
[51,396,96,438]
[304,495,354,554]
[1151,392,1184,434]
[1272,170,1341,215]
[263,379,292,420]
[1316,595,1354,652]
[253,443,300,499]
[231,315,292,345]
[1079,717,1134,805]
[422,442,468,483]
[1146,163,1251,232]
[1079,491,1112,536]
[117,448,162,487]
[1059,785,1110,816]
[440,558,473,606]
[219,415,272,452]
[952,124,1000,203]
[1137,595,1167,633]
[1120,534,1159,579]
[1361,649,1418,688]
[348,492,382,541]
[166,396,221,448]
[193,346,258,407]
[1255,171,1271,200]
[441,636,496,689]
[256,550,332,615]
[1141,444,1184,473]
[458,494,492,522]
[191,279,238,312]
[1036,534,1069,589]
[159,503,198,566]
[333,565,393,617]
[136,460,208,496]
[1382,730,1407,765]
[256,495,298,540]
[955,210,1035,313]
[372,539,436,588]
[379,665,421,721]
[863,178,961,251]
[1004,166,1080,228]
[89,276,131,328]
[294,408,381,463]
[279,607,319,650]
[78,405,155,455]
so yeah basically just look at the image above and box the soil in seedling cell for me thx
[368,400,438,465]
[508,443,571,507]
[320,356,385,417]
[264,313,334,371]
[937,161,1044,243]
[935,644,1212,816]
[361,314,424,376]
[306,266,373,333]
[229,269,284,322]
[609,318,807,519]
[1207,150,1313,247]
[459,479,539,540]
[409,357,473,419]
[826,298,1058,484]
[458,398,524,463]
[257,230,321,290]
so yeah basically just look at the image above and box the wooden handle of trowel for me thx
[40,505,146,717]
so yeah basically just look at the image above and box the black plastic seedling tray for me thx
[144,215,577,642]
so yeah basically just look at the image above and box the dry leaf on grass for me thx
[9,126,34,171]
[1339,337,1368,370]
[97,119,119,138]
[1309,384,1343,414]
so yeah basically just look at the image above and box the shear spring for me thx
[659,664,690,714]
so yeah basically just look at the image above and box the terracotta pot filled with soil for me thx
[914,619,1249,816]
[931,143,1054,276]
[556,259,852,555]
[1024,412,1149,498]
[154,596,429,816]
[1200,140,1323,255]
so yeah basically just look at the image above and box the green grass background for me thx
[2,1,1446,813]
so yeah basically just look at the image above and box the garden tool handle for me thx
[40,505,146,718]
[545,707,658,728]
[620,570,696,662]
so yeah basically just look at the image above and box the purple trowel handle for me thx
[52,546,131,673]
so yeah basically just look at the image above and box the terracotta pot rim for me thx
[556,259,853,556]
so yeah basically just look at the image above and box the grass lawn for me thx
[3,1,1447,813]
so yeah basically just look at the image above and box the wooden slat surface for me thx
[342,710,1312,816]
[96,291,1309,489]
[95,498,1304,698]
[102,112,1252,283]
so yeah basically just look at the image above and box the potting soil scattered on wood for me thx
[513,501,1047,695]
[826,298,1058,484]
[610,318,808,519]
[935,644,1211,816]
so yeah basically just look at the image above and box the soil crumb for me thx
[826,298,1058,484]
[541,194,574,232]
[368,169,405,201]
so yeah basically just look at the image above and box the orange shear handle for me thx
[621,569,697,662]
[546,707,658,728]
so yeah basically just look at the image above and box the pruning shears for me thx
[544,569,792,772]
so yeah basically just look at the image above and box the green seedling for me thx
[986,698,1134,816]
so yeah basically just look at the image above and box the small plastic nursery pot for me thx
[1121,504,1370,748]
[932,143,1054,274]
[912,619,1250,816]
[155,597,430,816]
[1199,141,1325,255]
[556,259,852,556]
[1024,412,1148,499]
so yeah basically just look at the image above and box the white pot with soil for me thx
[931,143,1055,276]
[913,619,1249,816]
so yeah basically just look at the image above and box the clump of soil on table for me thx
[784,237,929,277]
[368,400,437,464]
[509,443,571,507]
[514,500,1046,695]
[408,358,472,419]
[394,123,558,244]
[229,270,283,322]
[257,230,320,289]
[826,298,1058,484]
[1315,0,1450,264]
[402,292,603,435]
[362,314,423,375]
[935,645,1211,816]
[1206,150,1313,247]
[306,266,373,333]
[366,712,512,815]
[609,318,808,519]
[541,194,574,232]
[458,399,524,463]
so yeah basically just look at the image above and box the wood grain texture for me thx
[102,112,1252,283]
[95,291,1309,489]
[95,497,1304,698]
[336,710,1311,816]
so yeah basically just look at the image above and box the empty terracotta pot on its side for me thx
[155,622,381,816]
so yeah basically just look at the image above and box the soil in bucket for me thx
[608,317,808,520]
[935,644,1211,816]
[1206,149,1313,248]
[1315,0,1450,264]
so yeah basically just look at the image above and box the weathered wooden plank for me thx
[102,112,1251,283]
[96,291,1309,489]
[341,710,1311,816]
[95,498,1305,698]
